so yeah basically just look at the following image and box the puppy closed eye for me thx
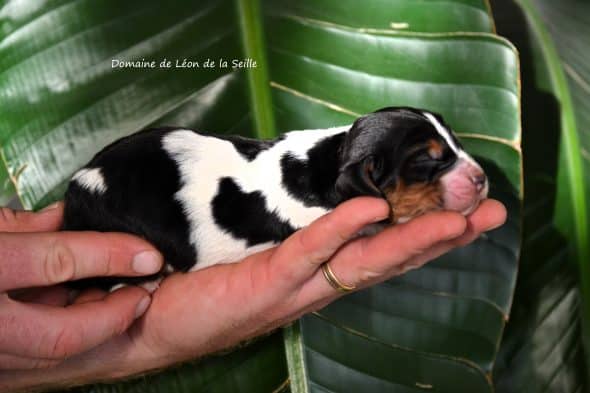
[413,152,436,164]
[408,150,455,181]
[410,152,447,169]
[408,141,446,165]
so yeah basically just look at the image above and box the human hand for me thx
[0,203,163,370]
[1,197,506,391]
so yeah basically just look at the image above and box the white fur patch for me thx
[422,112,460,154]
[163,126,348,270]
[72,168,107,194]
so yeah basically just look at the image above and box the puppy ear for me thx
[335,156,382,200]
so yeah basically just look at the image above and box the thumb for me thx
[0,202,64,233]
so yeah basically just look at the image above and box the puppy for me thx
[63,107,488,289]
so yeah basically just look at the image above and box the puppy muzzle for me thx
[439,153,488,216]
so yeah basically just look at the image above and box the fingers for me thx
[0,231,163,291]
[0,286,150,360]
[0,203,64,233]
[399,199,508,271]
[295,199,507,307]
[269,197,389,287]
[468,199,507,233]
[291,211,467,307]
[439,199,507,251]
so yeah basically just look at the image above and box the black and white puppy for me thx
[63,107,488,288]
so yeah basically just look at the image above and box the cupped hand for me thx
[1,198,506,391]
[0,204,163,371]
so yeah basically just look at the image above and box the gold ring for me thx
[321,263,356,293]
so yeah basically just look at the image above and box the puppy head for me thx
[335,107,488,223]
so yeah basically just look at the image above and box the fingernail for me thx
[134,296,151,319]
[372,213,389,223]
[486,221,505,232]
[132,251,162,274]
[40,201,62,212]
[140,280,161,294]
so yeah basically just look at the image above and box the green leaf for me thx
[0,0,522,392]
[266,0,496,33]
[518,0,590,371]
[492,0,588,391]
[528,0,590,239]
[511,0,590,331]
[527,0,590,358]
[66,333,288,393]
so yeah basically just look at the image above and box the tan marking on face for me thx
[427,139,443,160]
[384,180,444,223]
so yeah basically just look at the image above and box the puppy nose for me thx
[472,173,487,192]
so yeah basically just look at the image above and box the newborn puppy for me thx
[63,107,488,288]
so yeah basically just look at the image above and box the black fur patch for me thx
[63,128,197,289]
[217,134,278,161]
[212,177,296,246]
[374,107,462,149]
[280,132,346,208]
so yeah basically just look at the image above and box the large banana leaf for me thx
[0,0,521,392]
[530,0,590,190]
[528,0,590,242]
[492,0,588,391]
[513,0,590,329]
[519,0,590,370]
[528,0,590,359]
